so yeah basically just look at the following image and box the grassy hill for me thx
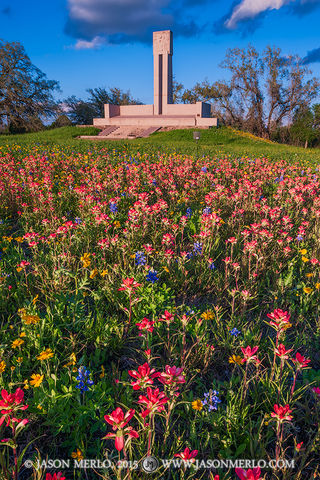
[1,125,320,163]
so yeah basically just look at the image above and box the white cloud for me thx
[225,0,293,29]
[74,36,104,49]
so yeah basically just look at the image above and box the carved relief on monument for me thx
[153,31,172,55]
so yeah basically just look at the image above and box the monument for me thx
[92,30,218,134]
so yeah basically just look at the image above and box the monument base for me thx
[93,115,218,128]
[93,101,218,129]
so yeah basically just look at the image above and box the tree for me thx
[50,114,73,129]
[63,96,97,125]
[0,39,60,131]
[64,87,142,125]
[172,78,184,103]
[186,45,320,138]
[290,104,320,148]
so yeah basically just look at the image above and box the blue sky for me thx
[2,0,320,104]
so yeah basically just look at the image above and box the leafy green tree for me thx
[290,104,320,148]
[63,96,97,125]
[50,114,73,129]
[0,39,60,131]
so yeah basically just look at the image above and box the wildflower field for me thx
[1,136,320,480]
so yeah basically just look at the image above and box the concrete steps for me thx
[98,126,118,136]
[79,126,161,140]
[139,126,161,137]
[107,126,147,139]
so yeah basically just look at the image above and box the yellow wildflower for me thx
[300,249,308,255]
[32,295,39,305]
[316,283,320,290]
[0,361,6,373]
[37,348,54,361]
[229,355,243,365]
[16,357,23,364]
[191,399,203,411]
[15,237,24,243]
[24,314,41,325]
[30,373,44,387]
[80,253,91,268]
[64,352,76,367]
[18,308,27,318]
[301,257,309,263]
[303,287,313,294]
[12,339,24,349]
[201,310,215,321]
[23,379,29,389]
[89,268,98,279]
[100,270,108,277]
[306,273,314,278]
[71,449,84,461]
[100,365,105,379]
[20,332,26,337]
[19,309,41,325]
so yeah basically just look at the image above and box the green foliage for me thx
[290,104,320,148]
[0,38,60,131]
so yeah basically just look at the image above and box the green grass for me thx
[1,125,320,163]
[139,127,320,162]
[0,126,100,144]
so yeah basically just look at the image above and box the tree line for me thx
[1,38,320,147]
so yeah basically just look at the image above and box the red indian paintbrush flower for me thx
[118,278,141,293]
[157,365,186,386]
[0,388,28,427]
[267,309,291,331]
[103,407,139,452]
[136,317,155,333]
[271,404,293,423]
[128,363,159,390]
[235,467,262,480]
[159,310,174,325]
[312,387,320,398]
[292,352,311,369]
[0,388,28,413]
[138,387,169,418]
[275,344,292,359]
[104,407,135,430]
[46,473,66,480]
[241,346,259,363]
[174,447,198,462]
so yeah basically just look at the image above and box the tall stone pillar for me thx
[153,31,173,115]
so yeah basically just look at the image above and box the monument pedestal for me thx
[93,30,218,132]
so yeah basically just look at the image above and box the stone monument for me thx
[93,30,218,130]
